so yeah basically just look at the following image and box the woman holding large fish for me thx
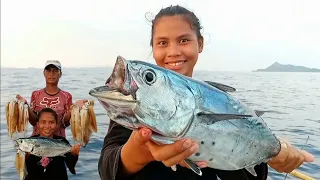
[16,60,86,138]
[18,107,81,180]
[96,5,314,180]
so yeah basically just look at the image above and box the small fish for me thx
[14,137,72,157]
[89,56,281,176]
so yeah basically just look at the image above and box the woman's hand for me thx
[74,99,88,108]
[267,138,314,173]
[71,144,81,155]
[16,94,27,104]
[146,139,208,169]
[120,127,200,175]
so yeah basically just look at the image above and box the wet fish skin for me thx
[89,56,281,176]
[14,137,72,157]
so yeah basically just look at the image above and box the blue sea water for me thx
[1,67,319,180]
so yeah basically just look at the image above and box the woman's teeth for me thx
[167,61,185,66]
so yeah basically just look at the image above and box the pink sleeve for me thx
[29,91,36,111]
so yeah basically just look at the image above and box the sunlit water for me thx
[1,68,319,180]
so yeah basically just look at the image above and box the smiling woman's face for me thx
[37,112,57,138]
[152,15,203,77]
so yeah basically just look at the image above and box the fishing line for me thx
[283,135,310,180]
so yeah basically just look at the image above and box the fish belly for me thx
[183,118,279,171]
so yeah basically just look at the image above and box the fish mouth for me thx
[89,86,137,104]
[89,56,139,104]
[105,56,128,91]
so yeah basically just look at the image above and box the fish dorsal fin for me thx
[204,81,236,92]
[197,112,252,124]
[254,110,265,117]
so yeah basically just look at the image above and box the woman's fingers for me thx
[146,138,198,167]
[179,160,208,169]
[161,142,199,167]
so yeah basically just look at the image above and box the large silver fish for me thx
[89,56,281,176]
[14,137,72,157]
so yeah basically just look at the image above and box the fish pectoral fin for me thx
[183,159,202,176]
[245,166,257,177]
[197,112,252,123]
[204,81,236,92]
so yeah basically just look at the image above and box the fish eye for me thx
[142,70,156,85]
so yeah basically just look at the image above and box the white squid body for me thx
[70,104,80,141]
[70,100,98,146]
[15,151,27,180]
[5,99,29,140]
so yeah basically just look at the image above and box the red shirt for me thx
[29,88,72,137]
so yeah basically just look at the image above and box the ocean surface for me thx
[1,67,319,180]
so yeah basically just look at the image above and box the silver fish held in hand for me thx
[89,56,281,176]
[14,137,72,157]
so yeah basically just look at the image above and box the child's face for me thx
[152,15,203,77]
[37,112,57,137]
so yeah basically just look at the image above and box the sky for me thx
[1,0,320,71]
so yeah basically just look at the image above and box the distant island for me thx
[253,62,320,72]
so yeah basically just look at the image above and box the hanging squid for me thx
[5,99,29,140]
[70,100,98,146]
[5,98,29,180]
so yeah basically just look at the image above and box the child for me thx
[24,107,80,180]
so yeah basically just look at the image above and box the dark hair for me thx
[150,5,203,46]
[37,108,58,123]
